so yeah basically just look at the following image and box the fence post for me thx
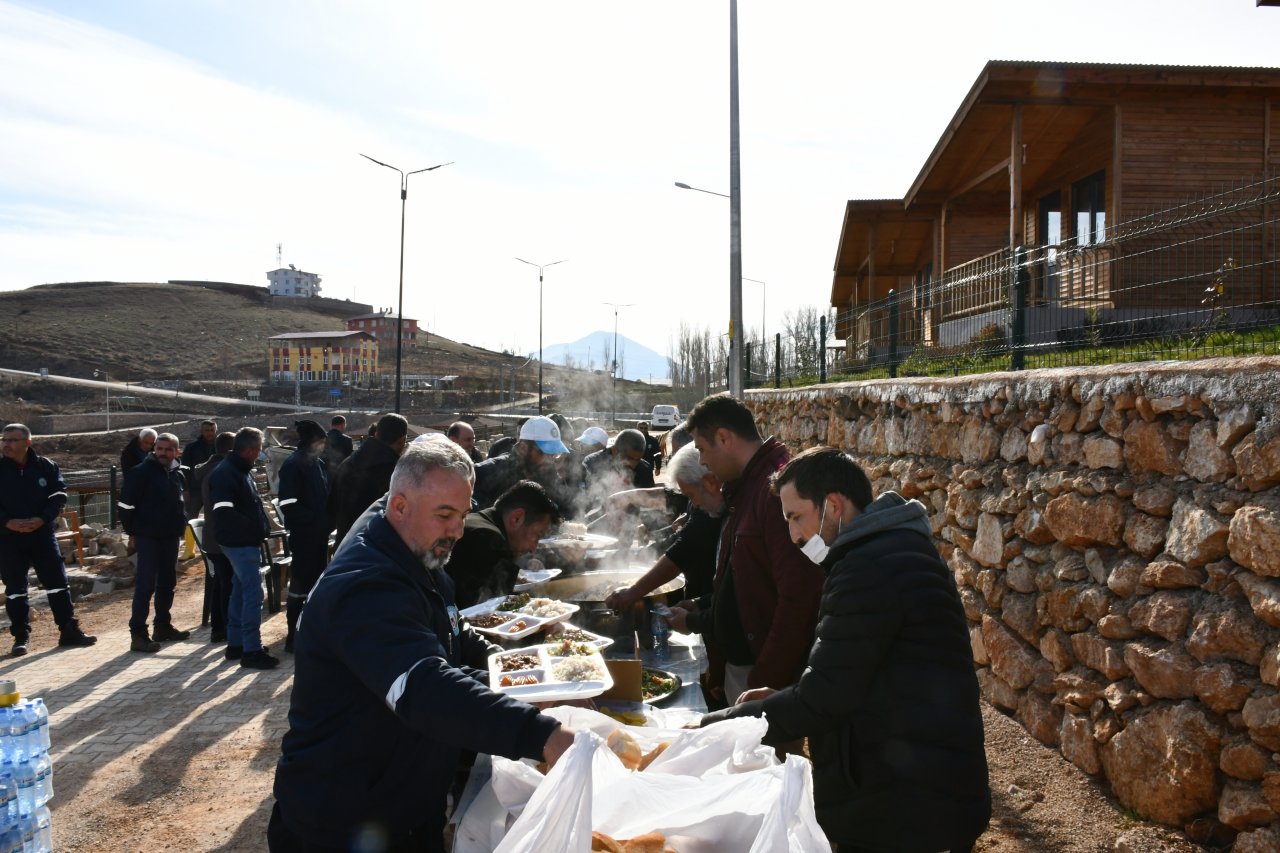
[888,289,899,378]
[109,465,118,529]
[819,315,827,383]
[745,342,752,390]
[1010,246,1029,371]
[774,333,781,388]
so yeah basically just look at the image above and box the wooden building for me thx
[831,61,1280,351]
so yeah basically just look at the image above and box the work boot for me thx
[130,632,161,653]
[58,622,98,648]
[152,623,190,642]
[240,649,280,670]
[225,645,243,660]
[10,636,29,657]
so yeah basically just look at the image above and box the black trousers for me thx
[208,552,234,633]
[130,535,179,634]
[267,802,445,853]
[0,530,76,638]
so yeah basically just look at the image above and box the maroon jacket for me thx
[714,437,825,690]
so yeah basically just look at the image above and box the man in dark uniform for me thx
[277,420,333,653]
[118,432,192,653]
[329,413,408,541]
[120,428,157,473]
[323,415,353,471]
[0,423,96,656]
[270,439,576,853]
[445,480,560,608]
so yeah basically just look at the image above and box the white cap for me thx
[575,426,609,450]
[518,416,570,455]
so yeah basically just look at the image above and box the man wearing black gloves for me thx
[699,446,991,852]
[118,432,191,653]
[276,420,332,653]
[270,439,575,853]
[0,423,96,655]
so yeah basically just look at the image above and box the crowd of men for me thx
[1,395,992,852]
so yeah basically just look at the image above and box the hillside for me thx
[0,282,666,412]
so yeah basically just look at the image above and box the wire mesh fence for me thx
[811,174,1280,381]
[61,468,118,528]
[708,174,1279,391]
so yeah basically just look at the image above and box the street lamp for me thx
[92,369,109,432]
[360,153,453,414]
[604,302,633,427]
[514,257,568,414]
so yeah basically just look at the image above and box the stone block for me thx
[1123,419,1186,476]
[971,512,1004,568]
[1123,640,1198,699]
[1234,424,1280,492]
[1099,702,1224,825]
[1185,419,1235,483]
[1194,662,1257,715]
[1071,631,1132,680]
[1218,778,1277,830]
[1187,598,1272,666]
[1083,434,1124,469]
[1216,403,1256,449]
[1219,736,1270,781]
[1132,483,1176,517]
[1061,712,1101,775]
[1229,501,1280,578]
[1129,590,1196,641]
[1237,571,1280,629]
[1123,512,1168,560]
[1039,628,1075,672]
[1165,499,1230,568]
[1043,493,1126,548]
[1242,692,1280,751]
[983,614,1048,690]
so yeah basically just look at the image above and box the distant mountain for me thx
[539,331,668,383]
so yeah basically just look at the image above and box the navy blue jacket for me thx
[0,449,68,539]
[118,455,188,540]
[206,454,269,548]
[277,447,332,535]
[273,512,560,846]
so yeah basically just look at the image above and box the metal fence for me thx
[61,468,118,528]
[816,174,1280,380]
[721,174,1279,389]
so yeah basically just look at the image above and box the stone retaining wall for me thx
[746,356,1280,849]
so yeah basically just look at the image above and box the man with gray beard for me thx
[270,439,577,853]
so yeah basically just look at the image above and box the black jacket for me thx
[701,493,991,851]
[118,455,188,540]
[206,453,270,548]
[273,512,560,847]
[323,428,353,471]
[471,452,520,510]
[120,436,148,473]
[180,436,215,470]
[329,438,400,540]
[278,447,332,535]
[0,449,68,539]
[195,452,228,554]
[445,507,517,608]
[582,448,655,490]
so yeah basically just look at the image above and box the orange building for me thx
[346,311,419,351]
[268,331,379,385]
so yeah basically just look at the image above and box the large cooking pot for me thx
[542,570,685,639]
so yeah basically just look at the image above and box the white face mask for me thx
[800,500,830,565]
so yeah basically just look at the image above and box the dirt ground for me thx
[6,562,1204,853]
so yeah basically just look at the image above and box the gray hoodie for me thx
[829,490,932,551]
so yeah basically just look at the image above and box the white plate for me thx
[517,597,579,627]
[539,532,620,549]
[489,643,614,703]
[464,609,551,641]
[514,567,562,592]
[543,621,614,650]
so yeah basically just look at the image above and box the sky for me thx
[2,1,1279,364]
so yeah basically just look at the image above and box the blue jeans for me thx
[223,545,264,652]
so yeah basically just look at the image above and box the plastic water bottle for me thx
[0,821,18,853]
[31,757,49,809]
[33,807,49,853]
[651,609,671,656]
[0,775,14,823]
[12,763,33,819]
[29,704,47,757]
[16,812,32,853]
[17,706,38,763]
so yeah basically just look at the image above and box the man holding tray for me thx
[270,439,576,853]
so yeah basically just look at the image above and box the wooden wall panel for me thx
[1120,97,1266,218]
[946,211,1008,265]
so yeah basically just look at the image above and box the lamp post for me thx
[92,369,109,432]
[360,153,453,414]
[514,257,567,414]
[604,302,633,427]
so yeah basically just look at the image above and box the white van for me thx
[650,405,681,429]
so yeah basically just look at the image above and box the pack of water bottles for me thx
[0,688,54,853]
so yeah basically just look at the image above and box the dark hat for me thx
[295,419,326,443]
